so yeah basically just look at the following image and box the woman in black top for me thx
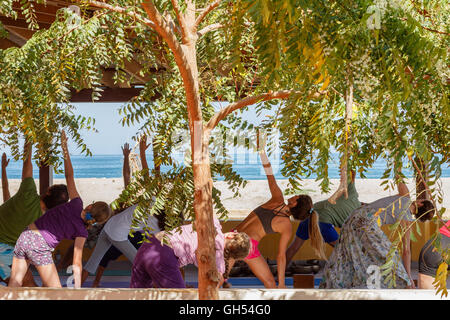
[232,136,325,288]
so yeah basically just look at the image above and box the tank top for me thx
[254,203,289,234]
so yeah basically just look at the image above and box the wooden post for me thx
[39,162,53,195]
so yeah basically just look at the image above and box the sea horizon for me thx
[2,153,449,180]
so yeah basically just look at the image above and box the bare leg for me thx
[418,273,435,289]
[245,255,277,288]
[35,263,62,287]
[8,257,30,287]
[81,269,90,284]
[92,266,105,288]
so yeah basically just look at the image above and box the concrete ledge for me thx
[1,287,448,300]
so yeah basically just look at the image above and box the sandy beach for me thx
[1,177,449,220]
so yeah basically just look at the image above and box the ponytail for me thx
[308,210,327,260]
[223,251,231,280]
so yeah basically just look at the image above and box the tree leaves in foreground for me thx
[1,0,448,296]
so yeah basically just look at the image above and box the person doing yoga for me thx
[231,134,327,288]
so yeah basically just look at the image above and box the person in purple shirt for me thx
[129,216,251,289]
[8,131,112,288]
[0,141,69,287]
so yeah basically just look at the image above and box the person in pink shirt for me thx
[418,219,450,289]
[129,216,251,288]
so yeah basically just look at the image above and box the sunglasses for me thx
[85,212,98,226]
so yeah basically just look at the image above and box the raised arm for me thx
[393,167,410,197]
[22,139,33,180]
[61,130,80,200]
[328,165,348,204]
[121,143,131,188]
[276,223,292,288]
[139,135,151,179]
[2,153,11,202]
[257,132,283,202]
[397,180,410,197]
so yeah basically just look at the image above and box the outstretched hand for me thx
[2,153,9,169]
[61,130,70,158]
[122,143,131,157]
[139,134,151,153]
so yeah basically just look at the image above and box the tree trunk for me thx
[139,0,222,299]
[182,3,219,300]
[192,130,220,300]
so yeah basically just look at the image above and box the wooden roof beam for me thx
[0,38,19,49]
[12,1,67,16]
[70,87,144,102]
[0,16,51,30]
[123,58,152,84]
[3,25,33,47]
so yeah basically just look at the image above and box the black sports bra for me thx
[253,203,289,234]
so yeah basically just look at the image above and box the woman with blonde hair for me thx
[130,217,250,288]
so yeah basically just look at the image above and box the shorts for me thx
[0,243,15,280]
[418,235,450,277]
[14,229,54,266]
[295,219,339,243]
[246,238,261,260]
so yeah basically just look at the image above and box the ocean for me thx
[2,153,448,180]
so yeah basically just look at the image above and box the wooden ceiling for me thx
[0,1,151,102]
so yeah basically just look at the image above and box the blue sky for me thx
[70,102,141,155]
[70,102,275,155]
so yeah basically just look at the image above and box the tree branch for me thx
[163,10,182,37]
[170,0,189,42]
[141,1,202,123]
[205,90,324,132]
[77,0,156,29]
[197,23,223,37]
[399,17,449,36]
[195,0,222,30]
